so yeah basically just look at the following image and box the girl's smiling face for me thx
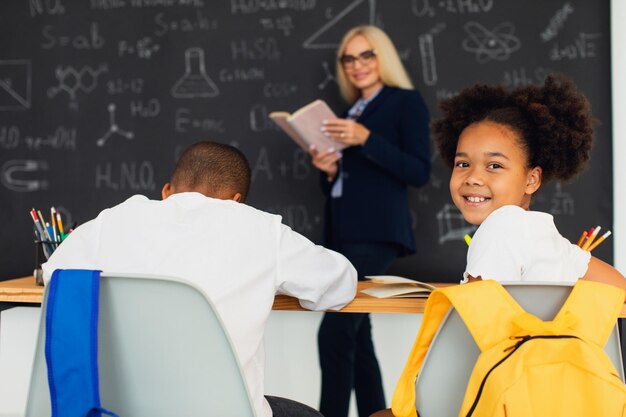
[449,121,542,225]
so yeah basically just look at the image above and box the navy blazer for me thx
[322,86,431,255]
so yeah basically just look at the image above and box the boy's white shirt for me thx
[42,193,357,417]
[464,205,591,283]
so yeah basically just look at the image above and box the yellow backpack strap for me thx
[391,281,522,417]
[391,288,454,417]
[443,280,526,352]
[554,279,624,346]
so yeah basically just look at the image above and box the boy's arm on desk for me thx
[273,282,451,314]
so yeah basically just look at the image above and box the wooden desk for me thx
[4,276,626,317]
[0,277,43,303]
[0,276,437,314]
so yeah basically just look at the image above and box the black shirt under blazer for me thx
[322,86,431,255]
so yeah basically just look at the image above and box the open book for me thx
[269,100,348,152]
[360,275,436,298]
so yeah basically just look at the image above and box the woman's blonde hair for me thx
[336,25,413,103]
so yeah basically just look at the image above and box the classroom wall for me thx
[611,0,625,274]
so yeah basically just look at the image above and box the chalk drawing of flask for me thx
[171,47,219,98]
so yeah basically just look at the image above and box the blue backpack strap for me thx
[45,269,118,417]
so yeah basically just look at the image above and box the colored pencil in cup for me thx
[579,227,594,247]
[581,226,601,251]
[587,230,612,252]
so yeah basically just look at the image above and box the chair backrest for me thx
[414,282,625,417]
[25,273,257,417]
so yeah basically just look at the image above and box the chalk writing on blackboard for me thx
[502,66,552,88]
[0,126,18,149]
[130,99,160,118]
[47,64,108,109]
[541,3,574,42]
[96,104,134,147]
[263,82,298,98]
[230,0,313,14]
[172,48,219,98]
[175,108,225,133]
[436,88,459,101]
[29,0,65,17]
[462,21,521,63]
[303,0,375,49]
[219,67,265,82]
[412,0,494,17]
[249,104,276,132]
[252,146,273,181]
[259,15,295,37]
[0,126,76,151]
[549,182,575,216]
[95,161,155,191]
[107,78,144,95]
[318,61,337,90]
[418,24,445,86]
[230,37,281,60]
[277,149,312,180]
[1,159,49,192]
[549,32,601,61]
[118,36,160,59]
[0,60,32,110]
[153,11,218,37]
[41,23,105,50]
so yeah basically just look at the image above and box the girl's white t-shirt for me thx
[464,205,591,283]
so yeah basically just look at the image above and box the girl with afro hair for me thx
[433,74,625,290]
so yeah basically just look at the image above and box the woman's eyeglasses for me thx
[339,50,377,68]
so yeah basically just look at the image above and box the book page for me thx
[287,100,347,152]
[269,112,309,150]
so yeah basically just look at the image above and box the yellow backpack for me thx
[392,279,626,417]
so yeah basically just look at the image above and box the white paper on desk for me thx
[361,276,436,298]
[364,275,436,289]
[360,284,432,299]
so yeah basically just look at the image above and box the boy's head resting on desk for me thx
[433,74,594,225]
[161,141,251,203]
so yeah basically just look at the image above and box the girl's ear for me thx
[161,182,173,200]
[525,166,542,195]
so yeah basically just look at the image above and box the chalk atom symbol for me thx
[462,22,520,63]
[96,104,134,147]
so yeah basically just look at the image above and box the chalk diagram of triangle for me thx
[0,60,31,110]
[303,0,376,49]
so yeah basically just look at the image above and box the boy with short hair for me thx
[43,141,357,417]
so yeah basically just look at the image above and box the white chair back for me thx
[25,273,257,417]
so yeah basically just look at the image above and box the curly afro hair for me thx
[433,74,594,183]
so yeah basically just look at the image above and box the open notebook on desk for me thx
[360,276,436,298]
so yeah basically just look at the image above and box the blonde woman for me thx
[310,25,431,417]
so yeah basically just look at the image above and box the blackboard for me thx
[0,0,612,282]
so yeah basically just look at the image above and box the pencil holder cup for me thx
[33,240,59,286]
